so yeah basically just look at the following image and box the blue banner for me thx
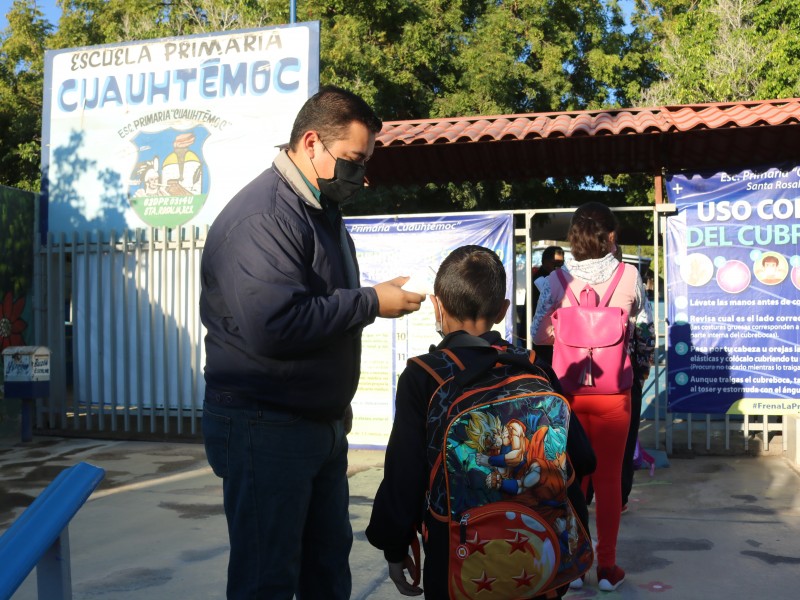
[665,166,800,414]
[345,213,515,446]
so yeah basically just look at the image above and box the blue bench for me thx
[0,461,105,600]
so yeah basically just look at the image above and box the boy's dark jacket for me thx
[366,330,596,599]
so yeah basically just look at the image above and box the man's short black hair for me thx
[542,245,564,263]
[289,85,382,150]
[434,245,506,322]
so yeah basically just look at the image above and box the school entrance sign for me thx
[42,23,320,237]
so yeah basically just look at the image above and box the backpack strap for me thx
[408,356,448,386]
[410,332,503,386]
[411,339,543,405]
[454,350,541,388]
[556,262,626,307]
[599,263,626,307]
[555,269,580,307]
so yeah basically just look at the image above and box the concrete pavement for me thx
[1,436,800,599]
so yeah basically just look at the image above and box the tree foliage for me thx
[0,0,51,191]
[0,185,35,298]
[638,0,800,104]
[598,0,800,225]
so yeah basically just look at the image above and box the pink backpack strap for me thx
[555,269,580,306]
[599,263,626,307]
[556,264,625,307]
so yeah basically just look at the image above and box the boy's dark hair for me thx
[567,201,619,261]
[762,255,779,266]
[289,85,383,149]
[434,245,506,322]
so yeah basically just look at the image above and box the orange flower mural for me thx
[0,292,27,350]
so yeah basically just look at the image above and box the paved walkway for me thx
[1,436,799,599]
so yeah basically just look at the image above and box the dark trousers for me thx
[203,398,352,600]
[622,377,643,506]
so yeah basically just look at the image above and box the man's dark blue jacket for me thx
[200,150,379,419]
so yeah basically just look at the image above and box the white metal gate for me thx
[34,227,206,436]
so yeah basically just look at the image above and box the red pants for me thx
[569,389,631,569]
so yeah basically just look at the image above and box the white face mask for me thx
[434,297,445,339]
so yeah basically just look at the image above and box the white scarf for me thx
[564,253,620,285]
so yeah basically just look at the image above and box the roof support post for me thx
[654,173,664,205]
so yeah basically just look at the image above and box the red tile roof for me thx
[367,98,800,186]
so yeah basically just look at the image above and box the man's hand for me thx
[374,276,426,318]
[388,556,423,596]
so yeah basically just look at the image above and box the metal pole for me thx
[21,398,34,442]
[37,528,72,600]
[290,0,296,23]
[525,211,533,350]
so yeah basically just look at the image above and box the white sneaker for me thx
[569,576,585,590]
[597,565,626,592]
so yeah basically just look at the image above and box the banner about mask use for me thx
[665,165,800,415]
[42,22,319,239]
[346,213,515,447]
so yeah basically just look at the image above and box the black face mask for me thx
[316,156,366,204]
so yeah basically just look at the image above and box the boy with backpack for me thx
[366,245,595,599]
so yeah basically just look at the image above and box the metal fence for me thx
[30,210,786,453]
[33,227,207,436]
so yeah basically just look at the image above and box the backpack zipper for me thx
[459,513,470,543]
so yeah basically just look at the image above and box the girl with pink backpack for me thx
[531,202,653,593]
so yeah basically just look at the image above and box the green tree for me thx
[638,0,800,104]
[0,0,51,191]
[0,185,35,299]
[50,0,276,45]
[327,0,655,214]
[305,0,642,118]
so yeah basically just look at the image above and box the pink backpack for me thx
[551,265,633,395]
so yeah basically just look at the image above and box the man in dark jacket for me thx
[200,86,425,600]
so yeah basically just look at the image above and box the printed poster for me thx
[347,213,515,446]
[665,165,800,414]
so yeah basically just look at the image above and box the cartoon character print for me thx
[132,158,166,197]
[462,401,578,555]
[467,413,544,494]
[161,132,203,196]
[419,350,594,596]
[466,402,566,496]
